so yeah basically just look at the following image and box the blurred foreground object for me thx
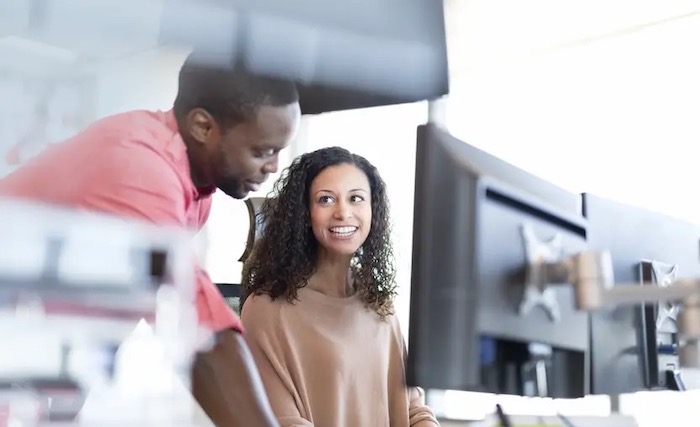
[0,0,448,115]
[0,197,210,425]
[160,0,449,113]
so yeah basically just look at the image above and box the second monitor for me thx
[407,124,589,398]
[584,193,700,394]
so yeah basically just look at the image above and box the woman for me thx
[242,146,440,427]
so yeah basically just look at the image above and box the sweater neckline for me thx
[298,286,360,307]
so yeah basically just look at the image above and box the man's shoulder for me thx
[87,110,185,169]
[93,109,173,145]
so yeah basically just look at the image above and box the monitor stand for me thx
[610,393,621,413]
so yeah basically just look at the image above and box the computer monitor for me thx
[407,124,590,398]
[583,193,700,394]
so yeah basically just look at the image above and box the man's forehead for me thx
[253,104,300,139]
[256,103,300,125]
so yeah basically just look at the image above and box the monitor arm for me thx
[519,224,700,370]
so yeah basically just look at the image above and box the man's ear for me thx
[186,108,218,144]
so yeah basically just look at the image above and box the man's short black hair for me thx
[173,52,299,127]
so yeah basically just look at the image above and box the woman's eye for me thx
[318,195,334,204]
[350,195,364,203]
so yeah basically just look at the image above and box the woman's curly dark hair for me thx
[242,146,397,317]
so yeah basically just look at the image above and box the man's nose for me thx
[262,154,279,174]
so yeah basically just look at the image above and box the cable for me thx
[556,411,576,427]
[495,403,512,427]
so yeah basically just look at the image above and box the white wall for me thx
[445,1,700,223]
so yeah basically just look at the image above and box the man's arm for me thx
[192,331,279,427]
[91,143,279,426]
[193,268,280,426]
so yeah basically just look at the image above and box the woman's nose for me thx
[334,202,352,220]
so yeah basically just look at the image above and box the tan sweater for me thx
[241,287,440,427]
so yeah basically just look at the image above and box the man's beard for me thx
[218,178,246,199]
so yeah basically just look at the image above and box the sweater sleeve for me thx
[241,295,314,427]
[408,386,440,426]
[389,316,441,426]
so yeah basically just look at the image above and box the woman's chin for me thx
[320,244,361,259]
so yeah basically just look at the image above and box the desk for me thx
[439,414,638,427]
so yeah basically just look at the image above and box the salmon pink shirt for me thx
[0,109,243,334]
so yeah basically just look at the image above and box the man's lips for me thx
[246,181,262,192]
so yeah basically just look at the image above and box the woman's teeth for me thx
[330,226,357,236]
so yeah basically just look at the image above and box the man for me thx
[0,53,301,426]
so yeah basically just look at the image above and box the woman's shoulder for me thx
[380,312,408,347]
[385,312,404,334]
